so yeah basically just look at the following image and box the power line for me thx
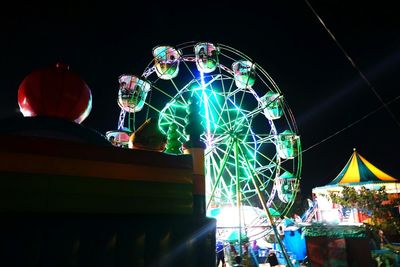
[304,0,400,129]
[303,95,400,154]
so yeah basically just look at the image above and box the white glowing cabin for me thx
[152,46,181,80]
[276,130,299,159]
[194,42,219,73]
[260,91,283,120]
[275,171,297,203]
[105,130,131,148]
[232,60,256,89]
[117,75,151,113]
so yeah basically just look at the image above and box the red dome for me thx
[17,63,92,124]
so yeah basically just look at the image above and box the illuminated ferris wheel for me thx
[109,41,302,241]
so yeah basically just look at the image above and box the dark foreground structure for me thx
[303,224,375,267]
[0,117,216,267]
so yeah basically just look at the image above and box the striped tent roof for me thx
[329,149,397,185]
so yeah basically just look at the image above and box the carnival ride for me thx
[106,42,302,259]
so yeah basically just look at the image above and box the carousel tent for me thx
[314,148,399,193]
[312,149,400,223]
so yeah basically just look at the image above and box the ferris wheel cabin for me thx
[117,74,151,113]
[275,171,298,203]
[232,60,256,89]
[261,91,283,120]
[152,45,181,80]
[277,130,300,159]
[194,42,220,73]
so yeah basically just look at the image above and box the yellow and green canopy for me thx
[329,149,397,185]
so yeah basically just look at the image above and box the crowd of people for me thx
[216,240,281,267]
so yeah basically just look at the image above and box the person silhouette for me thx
[216,241,225,267]
[267,250,279,267]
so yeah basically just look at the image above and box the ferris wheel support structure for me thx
[108,42,301,266]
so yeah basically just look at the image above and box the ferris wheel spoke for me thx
[236,143,276,207]
[251,134,276,144]
[242,141,278,167]
[151,84,177,101]
[214,143,244,167]
[237,142,275,190]
[170,79,190,105]
[200,96,222,140]
[208,150,236,206]
[159,113,186,131]
[221,79,237,125]
[204,134,230,149]
[204,86,229,130]
[226,87,246,99]
[254,164,276,175]
[215,64,232,124]
[231,91,251,127]
[181,58,202,86]
[206,138,236,209]
[211,103,233,134]
[223,72,238,98]
[143,101,167,116]
[237,90,249,115]
[207,75,236,131]
[216,109,249,134]
[241,146,275,170]
[225,97,252,134]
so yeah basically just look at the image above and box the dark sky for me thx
[1,1,399,196]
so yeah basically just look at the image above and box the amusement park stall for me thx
[303,224,375,266]
[312,149,400,224]
[306,149,400,266]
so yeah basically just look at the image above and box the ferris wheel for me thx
[108,41,302,241]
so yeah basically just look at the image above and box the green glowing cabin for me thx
[276,171,297,203]
[152,45,181,80]
[260,91,283,120]
[194,42,219,73]
[276,130,299,159]
[232,60,256,88]
[117,75,151,113]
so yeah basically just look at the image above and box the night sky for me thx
[1,1,399,197]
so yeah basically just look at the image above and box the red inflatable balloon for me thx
[18,63,92,124]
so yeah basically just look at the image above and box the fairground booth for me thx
[312,148,400,224]
[304,149,400,266]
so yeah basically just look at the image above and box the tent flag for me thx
[329,148,397,185]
